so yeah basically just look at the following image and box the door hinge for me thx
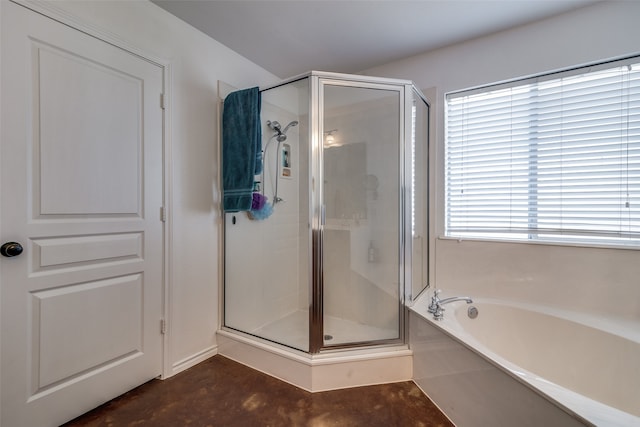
[160,206,167,222]
[160,319,167,335]
[160,93,166,110]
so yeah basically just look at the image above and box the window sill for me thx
[437,235,640,251]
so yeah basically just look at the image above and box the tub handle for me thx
[427,289,441,314]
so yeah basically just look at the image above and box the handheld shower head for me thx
[282,121,299,134]
[267,119,298,143]
[263,118,299,211]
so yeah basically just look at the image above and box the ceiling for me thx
[152,0,600,79]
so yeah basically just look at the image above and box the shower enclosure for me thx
[223,71,429,354]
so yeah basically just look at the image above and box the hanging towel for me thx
[222,87,262,212]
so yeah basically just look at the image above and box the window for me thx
[445,57,640,247]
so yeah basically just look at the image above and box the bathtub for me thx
[410,294,640,427]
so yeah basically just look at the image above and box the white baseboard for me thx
[170,345,218,377]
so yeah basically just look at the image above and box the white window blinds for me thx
[445,59,640,246]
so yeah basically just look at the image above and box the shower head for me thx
[267,119,298,142]
[282,121,299,134]
[267,120,298,135]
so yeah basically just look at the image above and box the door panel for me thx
[37,44,142,215]
[1,2,165,426]
[32,233,143,269]
[34,274,143,390]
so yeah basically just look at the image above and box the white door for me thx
[1,2,165,426]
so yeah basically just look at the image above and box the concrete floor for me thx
[64,355,454,427]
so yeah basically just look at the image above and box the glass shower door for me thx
[320,81,403,348]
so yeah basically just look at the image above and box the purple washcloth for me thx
[251,192,267,211]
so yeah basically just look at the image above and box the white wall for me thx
[365,1,640,321]
[46,0,279,374]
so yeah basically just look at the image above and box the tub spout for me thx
[439,296,473,305]
[433,296,473,321]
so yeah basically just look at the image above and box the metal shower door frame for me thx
[309,73,413,353]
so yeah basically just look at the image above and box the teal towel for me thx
[222,87,262,212]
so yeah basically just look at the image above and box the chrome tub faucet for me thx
[428,289,473,320]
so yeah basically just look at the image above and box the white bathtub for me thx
[410,294,640,427]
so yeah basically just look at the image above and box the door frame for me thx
[6,0,174,380]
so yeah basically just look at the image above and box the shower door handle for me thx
[321,204,326,226]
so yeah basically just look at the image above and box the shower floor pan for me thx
[253,309,398,351]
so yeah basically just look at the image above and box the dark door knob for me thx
[1,242,23,257]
